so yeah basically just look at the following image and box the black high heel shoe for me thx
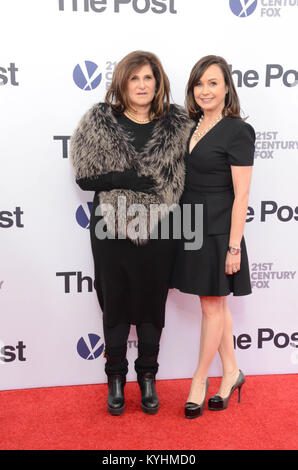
[208,370,245,411]
[107,374,125,416]
[185,378,209,419]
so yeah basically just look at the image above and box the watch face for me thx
[230,247,238,255]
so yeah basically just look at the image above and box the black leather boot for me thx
[137,373,159,415]
[135,342,160,414]
[107,374,125,416]
[104,345,128,416]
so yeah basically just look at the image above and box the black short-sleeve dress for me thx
[171,117,255,297]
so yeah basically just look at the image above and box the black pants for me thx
[103,322,162,381]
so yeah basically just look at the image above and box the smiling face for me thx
[126,64,156,111]
[193,64,228,117]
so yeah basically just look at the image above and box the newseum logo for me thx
[58,0,177,14]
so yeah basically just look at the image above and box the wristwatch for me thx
[228,246,241,255]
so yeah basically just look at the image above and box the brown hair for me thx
[186,55,241,120]
[105,50,170,119]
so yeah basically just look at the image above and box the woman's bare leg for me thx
[186,296,225,404]
[216,301,240,398]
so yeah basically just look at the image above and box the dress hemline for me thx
[173,286,252,298]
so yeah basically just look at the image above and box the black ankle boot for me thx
[107,374,125,416]
[104,345,128,416]
[137,373,159,415]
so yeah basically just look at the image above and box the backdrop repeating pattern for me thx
[1,0,297,391]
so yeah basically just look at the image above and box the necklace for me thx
[193,113,222,141]
[124,110,151,124]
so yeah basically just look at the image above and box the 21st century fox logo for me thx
[230,0,258,17]
[230,0,298,18]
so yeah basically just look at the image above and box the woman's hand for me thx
[225,251,241,275]
[111,169,155,193]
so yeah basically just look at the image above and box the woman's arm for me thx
[229,165,253,246]
[76,169,155,193]
[225,165,253,275]
[76,173,115,191]
[225,120,255,275]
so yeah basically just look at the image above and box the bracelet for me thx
[228,246,241,255]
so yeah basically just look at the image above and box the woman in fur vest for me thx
[70,51,193,416]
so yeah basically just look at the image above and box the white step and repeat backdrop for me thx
[1,0,297,390]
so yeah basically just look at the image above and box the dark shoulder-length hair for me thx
[105,50,170,119]
[186,55,241,120]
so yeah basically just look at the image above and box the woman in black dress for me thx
[172,55,255,418]
[70,51,192,416]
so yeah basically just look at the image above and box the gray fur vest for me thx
[70,103,193,243]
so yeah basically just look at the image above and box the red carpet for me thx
[0,374,297,450]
